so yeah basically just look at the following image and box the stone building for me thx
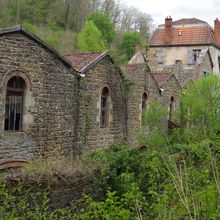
[152,72,181,127]
[122,64,160,145]
[148,17,220,83]
[0,25,182,166]
[65,52,127,151]
[0,26,77,164]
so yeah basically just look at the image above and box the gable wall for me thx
[0,32,77,162]
[77,57,127,151]
[124,66,160,146]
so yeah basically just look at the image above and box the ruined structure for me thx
[65,52,127,151]
[0,26,77,163]
[0,25,182,165]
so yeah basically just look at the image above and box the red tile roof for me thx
[64,52,106,71]
[152,72,171,86]
[125,64,146,75]
[159,18,207,26]
[150,18,214,46]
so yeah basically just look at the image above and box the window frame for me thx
[192,49,201,63]
[4,76,26,131]
[100,86,111,128]
[169,96,175,120]
[2,71,32,133]
[141,92,149,126]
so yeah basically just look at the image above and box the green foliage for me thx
[1,139,220,219]
[109,48,128,64]
[44,37,60,47]
[119,31,142,60]
[22,22,39,34]
[0,181,77,219]
[139,101,168,147]
[78,20,106,52]
[79,191,135,220]
[88,11,116,46]
[180,75,220,140]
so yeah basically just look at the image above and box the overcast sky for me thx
[125,0,220,28]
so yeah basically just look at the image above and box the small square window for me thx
[175,60,182,65]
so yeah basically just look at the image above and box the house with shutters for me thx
[148,17,220,86]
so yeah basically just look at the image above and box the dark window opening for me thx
[175,60,182,65]
[142,92,148,125]
[4,76,25,131]
[100,87,110,128]
[192,49,201,63]
[169,96,174,120]
[142,92,148,110]
[218,57,220,73]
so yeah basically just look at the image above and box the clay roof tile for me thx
[152,72,171,86]
[150,18,214,46]
[64,51,106,71]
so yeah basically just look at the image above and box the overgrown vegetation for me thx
[1,76,220,219]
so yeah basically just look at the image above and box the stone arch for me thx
[2,70,32,91]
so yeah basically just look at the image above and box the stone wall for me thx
[199,50,213,77]
[124,64,160,146]
[77,56,127,151]
[161,75,181,123]
[0,32,77,162]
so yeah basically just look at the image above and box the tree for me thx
[77,20,106,52]
[88,10,116,46]
[180,75,220,139]
[119,31,142,60]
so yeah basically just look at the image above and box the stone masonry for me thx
[77,56,127,151]
[0,29,77,163]
[0,26,182,164]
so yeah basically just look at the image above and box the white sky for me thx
[125,0,220,28]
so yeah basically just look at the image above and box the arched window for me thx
[141,92,148,125]
[142,92,148,110]
[100,87,110,128]
[4,76,26,131]
[169,96,174,120]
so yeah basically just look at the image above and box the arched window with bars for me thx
[4,76,26,131]
[100,87,110,128]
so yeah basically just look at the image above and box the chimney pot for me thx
[164,16,172,45]
[214,18,220,46]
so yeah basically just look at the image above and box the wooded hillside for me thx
[0,0,153,61]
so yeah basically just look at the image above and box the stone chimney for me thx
[135,44,141,53]
[164,16,172,45]
[214,18,220,46]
